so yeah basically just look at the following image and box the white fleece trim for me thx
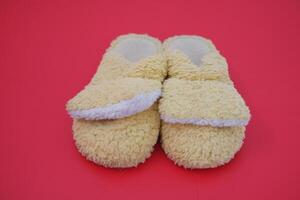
[161,115,249,127]
[69,90,161,120]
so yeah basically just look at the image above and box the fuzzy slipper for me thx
[66,34,167,168]
[159,35,250,169]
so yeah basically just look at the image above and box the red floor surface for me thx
[1,0,300,199]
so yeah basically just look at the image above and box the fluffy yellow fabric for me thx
[161,122,245,169]
[73,104,160,168]
[160,35,250,125]
[67,34,167,112]
[67,78,161,111]
[166,49,231,83]
[159,35,251,168]
[160,79,250,122]
[67,34,166,168]
[90,52,167,84]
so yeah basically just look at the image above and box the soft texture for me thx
[67,78,161,119]
[159,35,251,169]
[69,90,161,120]
[67,35,166,119]
[161,115,248,127]
[160,36,250,125]
[66,34,167,168]
[160,79,250,127]
[161,123,245,169]
[73,104,160,168]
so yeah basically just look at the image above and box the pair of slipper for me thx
[66,34,250,169]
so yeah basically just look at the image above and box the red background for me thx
[1,0,299,199]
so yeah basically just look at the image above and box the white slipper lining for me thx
[114,37,158,62]
[167,36,210,65]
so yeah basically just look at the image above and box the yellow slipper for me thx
[159,35,250,169]
[66,34,167,168]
